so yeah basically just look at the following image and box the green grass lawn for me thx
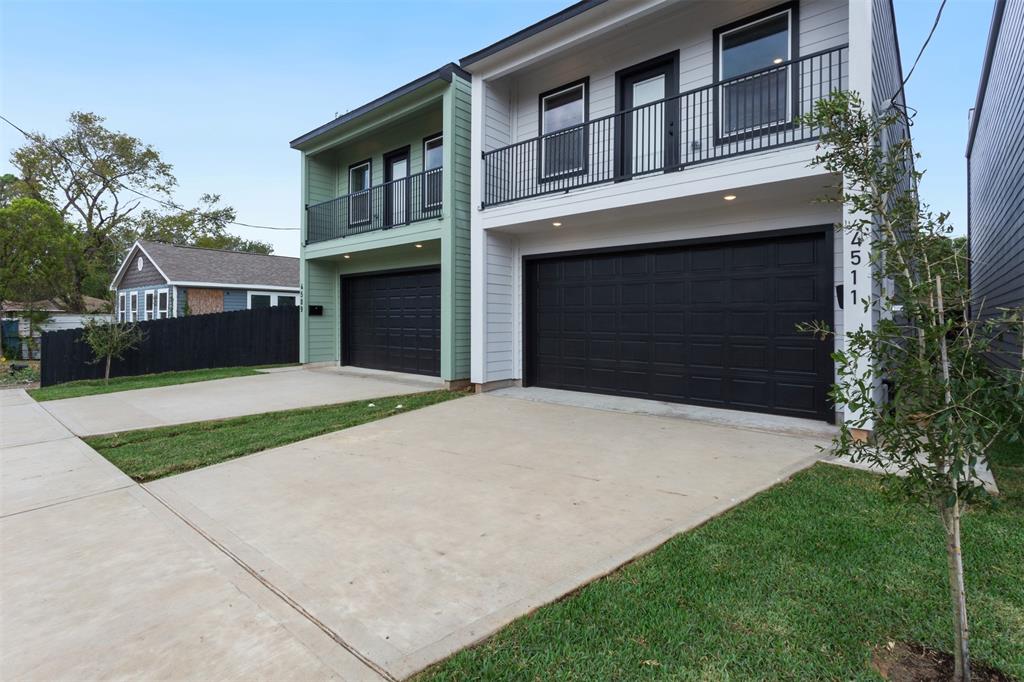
[418,441,1024,681]
[85,390,464,482]
[28,365,295,401]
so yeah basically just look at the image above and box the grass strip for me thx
[85,389,464,482]
[29,365,295,401]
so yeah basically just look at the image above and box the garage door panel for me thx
[525,231,833,421]
[342,269,440,377]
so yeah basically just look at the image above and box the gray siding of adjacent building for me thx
[117,247,168,288]
[968,0,1024,369]
[224,290,247,312]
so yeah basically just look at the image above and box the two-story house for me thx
[462,0,906,427]
[291,64,472,383]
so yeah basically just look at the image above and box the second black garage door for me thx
[342,268,441,377]
[525,230,834,422]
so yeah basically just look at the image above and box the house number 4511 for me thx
[849,232,864,307]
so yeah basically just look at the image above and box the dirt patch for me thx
[871,641,1015,682]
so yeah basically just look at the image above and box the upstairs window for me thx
[348,160,371,226]
[423,134,443,209]
[540,80,587,180]
[716,4,794,137]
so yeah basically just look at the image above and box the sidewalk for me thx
[0,389,379,681]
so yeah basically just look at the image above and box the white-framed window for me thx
[423,133,443,209]
[348,160,371,226]
[540,80,587,180]
[129,292,138,322]
[247,291,297,309]
[144,290,155,320]
[716,5,793,137]
[118,293,126,323]
[157,289,169,319]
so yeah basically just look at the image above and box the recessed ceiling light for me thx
[343,254,351,259]
[723,194,737,201]
[552,221,563,227]
[773,57,784,64]
[415,243,423,248]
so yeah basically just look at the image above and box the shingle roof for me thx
[137,241,299,289]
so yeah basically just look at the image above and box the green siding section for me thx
[304,259,338,363]
[298,76,471,379]
[450,74,473,380]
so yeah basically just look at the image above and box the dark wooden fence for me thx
[40,306,299,387]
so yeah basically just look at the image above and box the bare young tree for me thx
[800,91,1024,681]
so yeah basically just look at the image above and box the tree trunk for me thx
[935,275,971,682]
[941,499,971,682]
[104,354,111,384]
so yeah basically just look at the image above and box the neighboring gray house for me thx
[967,0,1023,369]
[110,241,300,320]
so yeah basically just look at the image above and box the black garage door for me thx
[342,268,441,377]
[525,230,834,422]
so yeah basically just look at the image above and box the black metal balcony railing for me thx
[482,45,848,208]
[306,168,443,244]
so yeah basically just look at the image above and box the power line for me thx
[0,114,299,232]
[890,0,947,108]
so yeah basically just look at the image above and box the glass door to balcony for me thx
[384,147,409,227]
[617,55,678,179]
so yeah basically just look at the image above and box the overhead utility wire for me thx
[889,0,947,109]
[0,114,299,232]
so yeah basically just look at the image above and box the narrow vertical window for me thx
[130,292,138,322]
[716,5,794,136]
[540,80,587,180]
[348,160,371,226]
[145,291,154,320]
[157,290,168,319]
[118,293,126,323]
[423,134,443,209]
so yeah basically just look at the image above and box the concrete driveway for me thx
[41,366,443,436]
[146,392,829,679]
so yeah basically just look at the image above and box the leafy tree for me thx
[11,112,176,309]
[81,317,146,382]
[801,92,1024,681]
[133,193,273,254]
[0,198,79,307]
[0,173,33,207]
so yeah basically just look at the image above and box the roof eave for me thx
[966,0,1007,158]
[459,0,608,70]
[289,63,470,151]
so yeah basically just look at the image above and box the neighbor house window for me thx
[130,292,138,322]
[348,160,371,226]
[144,291,154,320]
[157,289,169,319]
[423,134,443,209]
[716,4,794,136]
[247,291,296,309]
[118,293,126,322]
[540,80,587,179]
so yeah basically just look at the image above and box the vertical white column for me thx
[469,73,487,385]
[298,152,309,365]
[842,0,875,432]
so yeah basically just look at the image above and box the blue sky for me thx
[0,0,995,257]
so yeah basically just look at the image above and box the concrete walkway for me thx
[40,366,443,436]
[0,389,381,681]
[146,394,829,679]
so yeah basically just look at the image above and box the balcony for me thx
[481,45,848,208]
[306,168,443,245]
